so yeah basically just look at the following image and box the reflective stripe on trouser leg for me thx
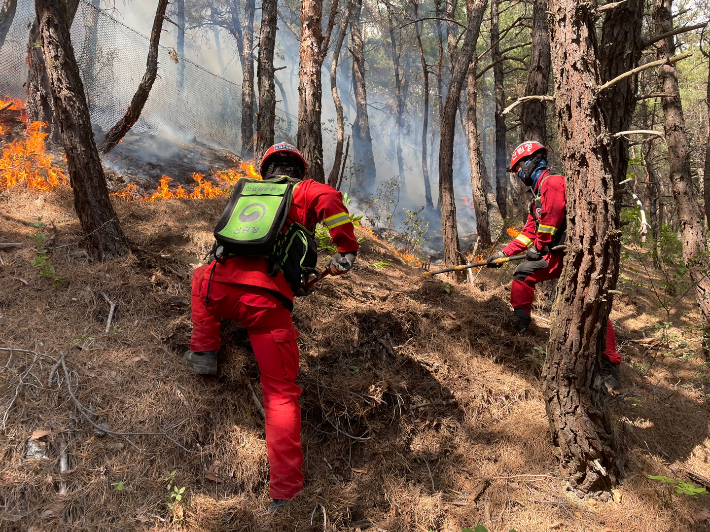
[249,326,304,500]
[604,319,621,364]
[189,264,221,352]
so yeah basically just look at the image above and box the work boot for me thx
[183,350,219,376]
[268,499,287,514]
[600,356,621,394]
[513,308,532,334]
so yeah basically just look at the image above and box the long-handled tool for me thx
[421,254,527,276]
[305,269,330,289]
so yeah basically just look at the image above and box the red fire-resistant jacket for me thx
[200,179,359,304]
[502,169,566,256]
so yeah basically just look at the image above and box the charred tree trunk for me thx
[439,0,487,281]
[241,0,256,159]
[519,0,550,145]
[35,0,128,260]
[598,0,643,185]
[543,0,622,494]
[654,0,710,324]
[491,0,507,218]
[387,6,405,183]
[99,0,168,154]
[412,2,433,209]
[255,0,278,160]
[176,0,185,92]
[350,0,376,191]
[329,0,354,187]
[0,0,17,51]
[703,46,710,226]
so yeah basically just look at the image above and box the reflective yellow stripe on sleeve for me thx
[323,212,351,229]
[515,234,533,247]
[538,224,558,235]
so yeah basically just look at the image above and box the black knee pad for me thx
[513,259,549,281]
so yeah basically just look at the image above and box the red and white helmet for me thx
[259,143,308,176]
[509,141,548,172]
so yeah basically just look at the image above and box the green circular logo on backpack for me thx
[238,202,266,223]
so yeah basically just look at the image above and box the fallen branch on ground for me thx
[99,292,116,334]
[0,243,23,250]
[245,379,265,418]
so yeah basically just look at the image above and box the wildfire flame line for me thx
[358,225,422,267]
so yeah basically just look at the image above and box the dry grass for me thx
[0,187,709,531]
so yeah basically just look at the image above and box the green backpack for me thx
[211,176,318,291]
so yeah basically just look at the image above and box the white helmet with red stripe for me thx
[509,141,548,172]
[260,143,308,178]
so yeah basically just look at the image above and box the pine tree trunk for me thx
[519,0,550,146]
[241,0,256,159]
[704,50,710,226]
[387,8,405,183]
[412,4,433,209]
[543,0,621,495]
[654,0,710,324]
[256,0,278,160]
[99,0,168,154]
[26,18,55,132]
[491,0,507,219]
[350,0,376,192]
[439,0,487,281]
[176,0,184,92]
[0,0,17,51]
[35,0,128,260]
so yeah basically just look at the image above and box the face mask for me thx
[517,168,533,187]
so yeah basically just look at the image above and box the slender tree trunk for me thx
[0,0,18,51]
[329,0,354,186]
[655,0,710,324]
[35,0,128,260]
[387,7,405,183]
[350,0,376,191]
[704,49,710,226]
[176,0,185,92]
[491,0,507,218]
[241,0,256,159]
[439,0,488,281]
[99,0,168,154]
[256,0,278,160]
[435,0,444,121]
[412,2,433,209]
[519,0,550,145]
[543,0,622,495]
[274,75,291,132]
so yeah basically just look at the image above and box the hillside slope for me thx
[1,187,709,532]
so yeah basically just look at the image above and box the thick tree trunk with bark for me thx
[329,0,354,187]
[0,0,17,50]
[99,0,168,154]
[519,0,549,146]
[704,49,710,226]
[255,0,278,160]
[439,0,487,281]
[654,0,710,324]
[491,0,507,218]
[412,3,433,209]
[598,0,643,185]
[543,0,622,495]
[387,7,405,183]
[35,0,128,260]
[241,0,256,159]
[350,0,376,191]
[176,0,185,92]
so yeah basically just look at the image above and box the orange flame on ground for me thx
[0,121,67,191]
[0,97,24,111]
[507,227,521,238]
[358,224,422,267]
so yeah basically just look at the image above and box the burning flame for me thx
[0,97,24,111]
[0,121,67,191]
[358,225,422,267]
[507,227,521,238]
[461,196,472,207]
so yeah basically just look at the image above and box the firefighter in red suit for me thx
[486,141,621,391]
[184,144,358,513]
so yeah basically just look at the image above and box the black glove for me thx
[526,246,545,261]
[486,251,508,268]
[326,252,356,275]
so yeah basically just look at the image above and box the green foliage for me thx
[372,261,390,268]
[360,176,401,230]
[163,470,187,509]
[402,206,429,249]
[442,283,451,294]
[111,481,125,491]
[647,475,708,497]
[30,217,65,287]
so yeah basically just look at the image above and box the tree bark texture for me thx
[329,0,354,187]
[598,0,643,185]
[0,0,17,51]
[350,0,376,192]
[177,0,185,92]
[543,0,622,494]
[703,47,710,226]
[654,0,710,324]
[241,0,256,159]
[412,2,433,209]
[99,0,168,154]
[255,0,278,160]
[387,7,405,184]
[35,0,128,260]
[519,0,550,146]
[439,0,487,281]
[491,0,507,219]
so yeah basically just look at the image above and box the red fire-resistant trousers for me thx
[190,265,304,500]
[510,253,621,364]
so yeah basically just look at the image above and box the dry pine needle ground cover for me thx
[1,187,709,532]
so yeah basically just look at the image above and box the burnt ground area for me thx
[0,187,709,531]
